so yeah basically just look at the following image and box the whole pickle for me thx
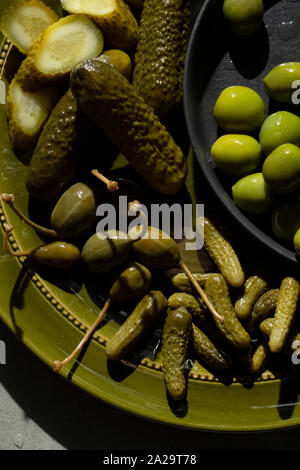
[26,89,85,201]
[235,275,268,320]
[269,277,300,353]
[171,272,218,293]
[196,216,245,288]
[260,317,300,356]
[108,262,152,304]
[106,291,167,360]
[81,230,131,275]
[249,288,279,330]
[162,306,192,401]
[205,274,250,349]
[133,0,190,116]
[168,292,206,324]
[70,60,187,195]
[192,324,231,371]
[50,182,99,239]
[131,226,180,269]
[249,341,269,374]
[30,241,80,269]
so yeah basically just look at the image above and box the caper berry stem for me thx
[1,193,57,238]
[179,261,224,322]
[3,223,35,258]
[53,299,111,373]
[91,169,119,192]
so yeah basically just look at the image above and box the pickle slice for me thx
[15,14,104,91]
[61,0,138,51]
[0,0,59,55]
[6,78,57,150]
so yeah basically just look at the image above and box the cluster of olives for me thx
[212,62,300,254]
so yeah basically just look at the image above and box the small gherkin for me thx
[133,0,191,117]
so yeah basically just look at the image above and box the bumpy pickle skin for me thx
[133,0,190,117]
[26,89,83,201]
[106,291,167,361]
[249,341,269,374]
[248,288,279,333]
[260,317,300,356]
[196,217,245,288]
[6,78,58,150]
[70,60,187,195]
[235,275,268,320]
[171,272,218,293]
[192,324,231,371]
[205,274,250,349]
[162,307,192,401]
[269,277,300,353]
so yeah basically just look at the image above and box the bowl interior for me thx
[184,0,300,266]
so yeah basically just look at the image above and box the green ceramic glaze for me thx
[1,0,300,432]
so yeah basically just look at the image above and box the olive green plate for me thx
[1,0,300,432]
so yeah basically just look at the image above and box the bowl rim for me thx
[183,0,299,267]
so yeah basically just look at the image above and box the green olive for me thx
[263,62,300,103]
[293,228,300,254]
[211,134,262,176]
[259,111,300,155]
[50,182,98,239]
[272,202,300,240]
[131,226,180,269]
[262,143,300,194]
[213,86,266,132]
[232,173,273,214]
[31,242,81,269]
[109,262,152,304]
[223,0,264,36]
[81,230,131,275]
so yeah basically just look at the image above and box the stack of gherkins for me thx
[0,0,299,402]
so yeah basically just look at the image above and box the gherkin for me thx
[133,0,191,117]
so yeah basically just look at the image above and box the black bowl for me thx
[183,0,300,266]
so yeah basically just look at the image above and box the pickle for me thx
[205,274,250,349]
[6,78,58,150]
[97,50,132,81]
[61,0,138,51]
[133,0,190,116]
[247,288,279,333]
[26,89,84,201]
[192,324,231,371]
[15,14,104,92]
[269,277,300,353]
[171,272,218,294]
[235,275,268,320]
[0,0,59,55]
[106,291,167,360]
[196,217,245,288]
[70,59,187,195]
[162,307,192,401]
[249,341,269,374]
[168,292,206,323]
[260,317,300,357]
[167,292,217,337]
